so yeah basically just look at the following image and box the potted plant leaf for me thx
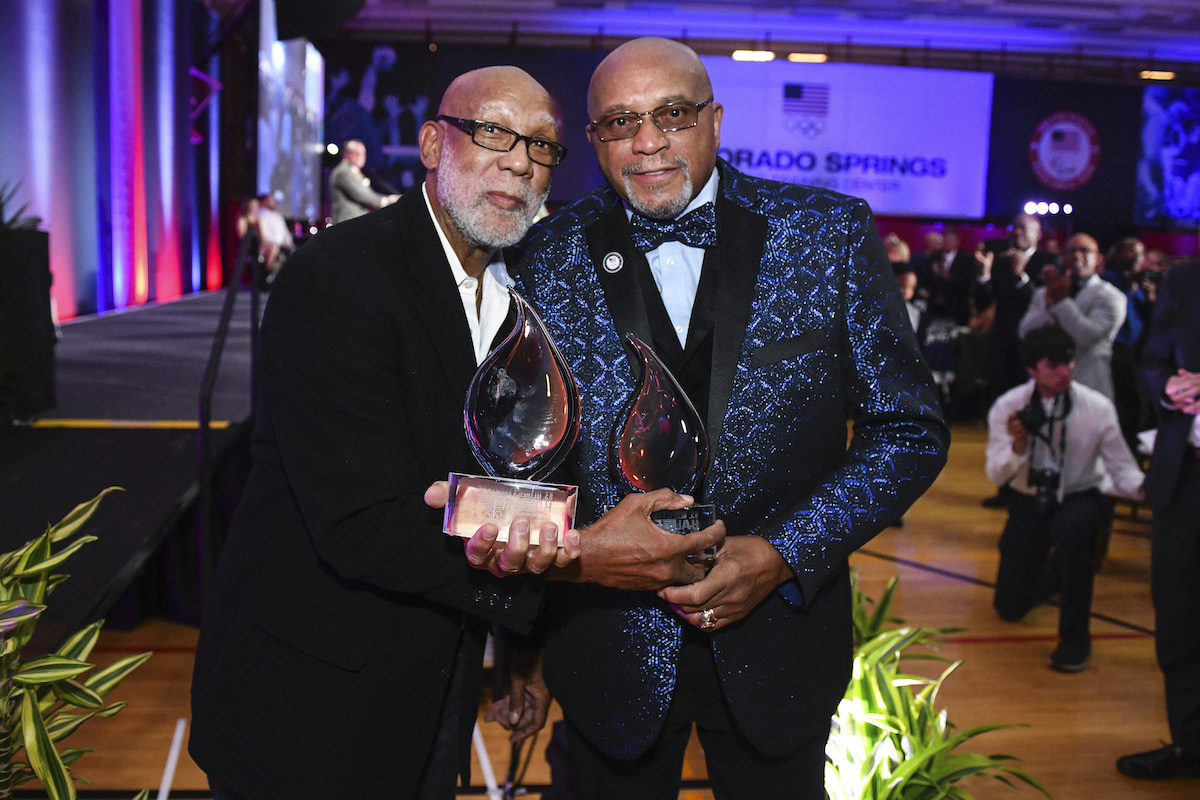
[0,487,150,800]
[825,572,1053,799]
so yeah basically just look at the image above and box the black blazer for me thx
[1141,258,1200,508]
[922,250,977,326]
[973,249,1058,392]
[971,249,1058,322]
[189,190,543,799]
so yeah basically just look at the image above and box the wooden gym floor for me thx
[42,424,1198,799]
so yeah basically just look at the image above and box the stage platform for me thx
[0,289,257,652]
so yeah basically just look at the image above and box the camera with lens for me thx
[1015,395,1047,434]
[1028,467,1060,517]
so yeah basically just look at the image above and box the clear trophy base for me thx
[443,473,577,545]
[650,503,718,567]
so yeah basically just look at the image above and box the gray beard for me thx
[621,157,693,220]
[436,147,547,250]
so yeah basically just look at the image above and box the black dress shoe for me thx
[981,486,1009,508]
[1048,643,1090,673]
[1116,745,1200,779]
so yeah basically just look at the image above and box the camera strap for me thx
[1028,391,1069,490]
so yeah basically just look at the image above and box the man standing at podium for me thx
[328,138,399,223]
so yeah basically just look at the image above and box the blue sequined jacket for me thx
[513,159,949,759]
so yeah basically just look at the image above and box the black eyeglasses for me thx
[588,100,713,142]
[436,116,567,167]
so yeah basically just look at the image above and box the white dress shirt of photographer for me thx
[1018,233,1126,402]
[986,356,1144,504]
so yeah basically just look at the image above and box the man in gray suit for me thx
[329,138,399,224]
[1019,232,1126,401]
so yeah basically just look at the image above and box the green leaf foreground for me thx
[21,692,73,800]
[826,571,1054,800]
[14,657,92,686]
[0,488,149,800]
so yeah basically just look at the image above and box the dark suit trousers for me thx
[562,630,826,800]
[210,626,474,800]
[994,491,1111,649]
[1152,457,1200,752]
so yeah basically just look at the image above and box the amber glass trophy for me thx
[443,289,580,545]
[611,334,717,562]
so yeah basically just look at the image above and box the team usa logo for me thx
[1028,111,1101,191]
[602,252,624,273]
[782,83,830,140]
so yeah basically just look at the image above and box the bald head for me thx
[342,139,367,168]
[1063,233,1101,278]
[588,38,713,120]
[439,66,557,130]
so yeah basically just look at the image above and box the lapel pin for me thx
[602,252,624,274]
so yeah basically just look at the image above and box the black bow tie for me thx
[628,203,718,252]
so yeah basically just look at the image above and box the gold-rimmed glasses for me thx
[587,100,713,142]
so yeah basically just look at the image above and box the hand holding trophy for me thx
[612,334,718,567]
[443,289,580,545]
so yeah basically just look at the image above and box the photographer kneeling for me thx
[986,324,1144,673]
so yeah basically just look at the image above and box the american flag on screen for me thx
[783,83,830,116]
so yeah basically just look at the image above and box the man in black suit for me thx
[974,214,1059,506]
[925,228,976,327]
[188,65,703,800]
[909,229,943,287]
[973,213,1061,403]
[1117,257,1200,781]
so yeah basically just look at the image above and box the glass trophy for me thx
[611,334,717,564]
[443,289,580,545]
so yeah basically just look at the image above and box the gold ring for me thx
[699,608,718,630]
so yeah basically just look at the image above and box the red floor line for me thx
[947,631,1150,644]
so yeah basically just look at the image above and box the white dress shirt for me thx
[626,170,720,347]
[986,379,1144,501]
[422,183,513,365]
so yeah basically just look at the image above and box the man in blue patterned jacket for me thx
[471,37,949,798]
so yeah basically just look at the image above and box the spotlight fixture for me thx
[1024,200,1072,216]
[733,49,775,61]
[327,143,339,156]
[788,53,828,63]
[1139,70,1175,81]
